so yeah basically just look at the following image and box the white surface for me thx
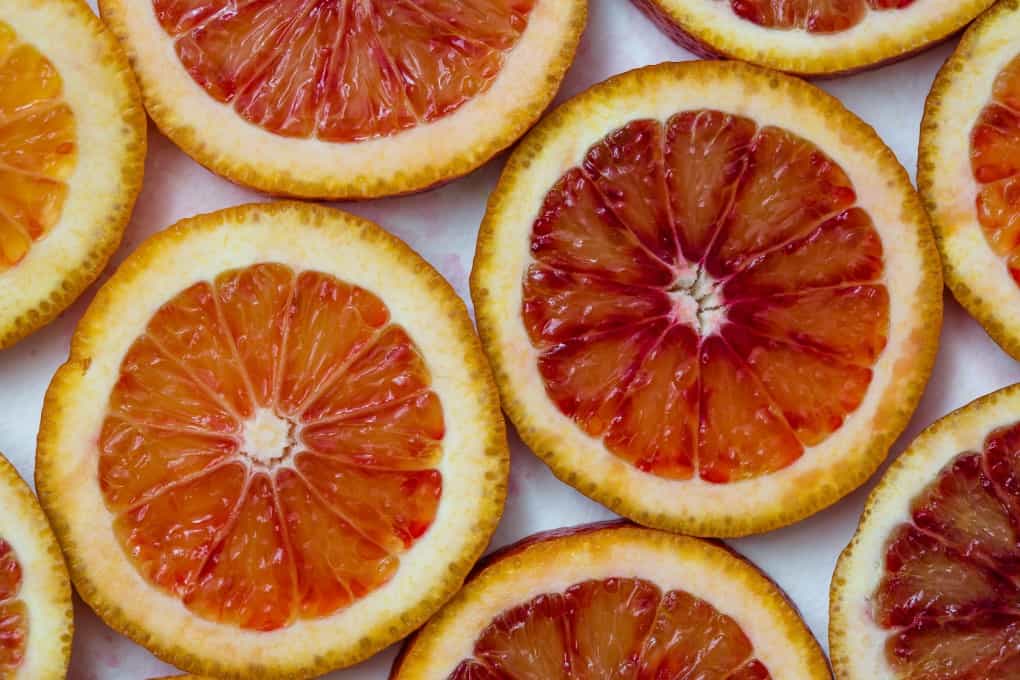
[0,2,1015,678]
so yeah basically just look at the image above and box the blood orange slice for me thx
[831,383,1020,679]
[98,0,584,199]
[632,0,994,76]
[473,60,941,537]
[0,0,144,349]
[920,2,1020,361]
[0,452,72,679]
[36,202,507,677]
[391,522,830,679]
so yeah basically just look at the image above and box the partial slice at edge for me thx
[632,0,995,76]
[0,452,73,680]
[920,0,1020,360]
[392,522,830,679]
[831,382,1020,679]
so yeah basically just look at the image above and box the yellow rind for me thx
[920,0,1020,360]
[0,0,146,350]
[98,0,586,200]
[638,0,995,77]
[830,382,1020,679]
[37,202,508,679]
[0,452,73,680]
[472,60,942,538]
[393,524,831,679]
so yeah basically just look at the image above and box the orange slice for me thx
[392,522,830,679]
[632,0,994,76]
[473,60,941,537]
[0,452,73,679]
[99,0,585,199]
[0,0,144,349]
[831,383,1020,679]
[36,202,507,677]
[920,1,1020,360]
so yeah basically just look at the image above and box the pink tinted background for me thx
[0,1,1017,678]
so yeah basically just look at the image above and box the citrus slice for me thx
[392,522,830,679]
[831,382,1020,679]
[0,0,145,349]
[632,0,994,76]
[0,451,73,679]
[472,60,941,537]
[98,0,584,200]
[36,202,507,677]
[919,1,1020,360]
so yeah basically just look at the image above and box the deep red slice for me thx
[101,264,444,630]
[455,578,771,679]
[0,539,24,674]
[525,110,888,484]
[729,0,916,33]
[885,613,1020,680]
[153,0,535,141]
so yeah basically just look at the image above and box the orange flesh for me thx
[0,539,26,673]
[729,0,917,34]
[449,577,771,679]
[0,21,76,270]
[873,422,1020,677]
[152,0,535,141]
[972,54,1020,286]
[524,114,888,483]
[99,264,444,631]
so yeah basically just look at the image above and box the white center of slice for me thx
[670,268,726,336]
[242,408,293,465]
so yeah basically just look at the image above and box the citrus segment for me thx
[0,22,74,271]
[830,384,1020,679]
[38,203,506,676]
[632,0,994,75]
[0,539,25,673]
[98,263,442,631]
[475,61,939,536]
[393,523,831,679]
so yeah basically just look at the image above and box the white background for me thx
[2,1,1017,677]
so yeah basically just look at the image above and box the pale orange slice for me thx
[99,0,585,199]
[392,522,830,679]
[831,383,1020,679]
[0,0,145,349]
[0,452,72,680]
[920,1,1020,360]
[36,202,507,678]
[633,0,994,76]
[472,60,942,537]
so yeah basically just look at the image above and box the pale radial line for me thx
[910,507,1020,590]
[364,0,422,125]
[144,330,247,427]
[536,314,671,354]
[291,323,389,419]
[107,412,242,443]
[270,271,298,411]
[210,276,260,413]
[723,281,886,306]
[632,586,667,673]
[291,463,397,556]
[0,202,33,245]
[184,470,254,600]
[314,0,351,138]
[300,387,429,427]
[299,447,441,474]
[268,478,301,621]
[529,260,672,292]
[0,158,69,183]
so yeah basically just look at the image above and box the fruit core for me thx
[152,0,536,142]
[726,0,918,34]
[525,111,888,484]
[0,20,77,269]
[99,263,445,631]
[450,576,770,679]
[0,538,26,673]
[871,420,1020,678]
[971,53,1020,285]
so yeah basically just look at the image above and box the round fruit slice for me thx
[473,60,941,537]
[392,522,830,679]
[0,0,145,349]
[0,451,73,679]
[632,0,994,76]
[920,2,1020,361]
[831,383,1020,679]
[99,0,585,200]
[36,202,507,678]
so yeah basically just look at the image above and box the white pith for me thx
[669,266,726,336]
[831,383,1020,680]
[241,408,294,466]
